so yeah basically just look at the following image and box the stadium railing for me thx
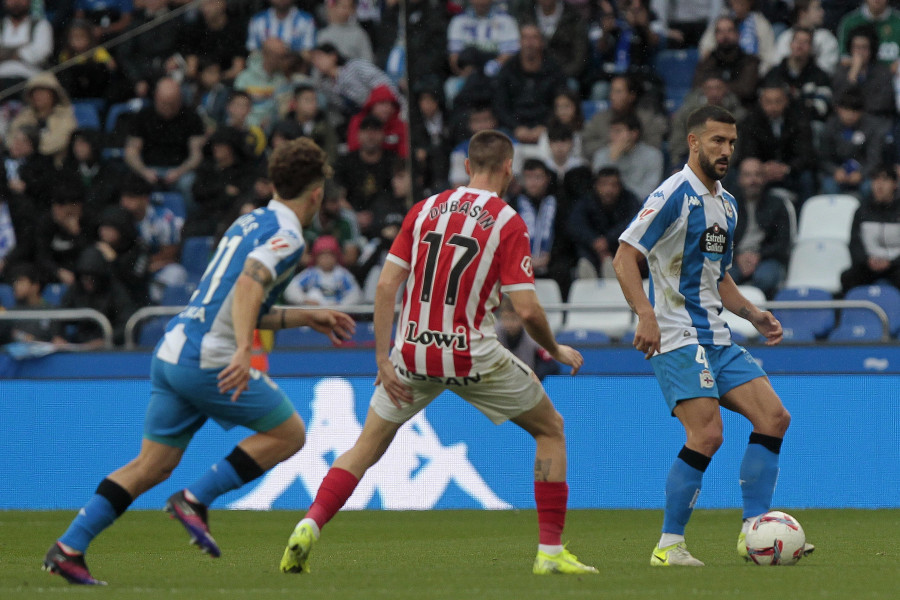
[0,309,114,348]
[123,299,893,349]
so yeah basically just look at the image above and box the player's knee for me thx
[694,426,724,455]
[773,407,791,436]
[544,409,565,440]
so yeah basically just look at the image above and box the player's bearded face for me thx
[698,138,730,181]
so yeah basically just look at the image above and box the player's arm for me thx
[373,259,413,407]
[217,258,271,402]
[613,241,659,359]
[719,272,783,345]
[505,289,583,375]
[257,306,355,345]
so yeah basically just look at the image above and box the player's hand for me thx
[375,357,413,408]
[306,309,356,345]
[217,348,252,402]
[633,313,661,359]
[752,310,783,346]
[551,344,583,375]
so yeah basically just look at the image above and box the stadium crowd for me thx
[2,0,900,347]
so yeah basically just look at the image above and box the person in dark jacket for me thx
[516,0,590,82]
[494,23,567,145]
[764,27,832,126]
[95,205,150,307]
[567,166,641,278]
[728,157,792,298]
[819,87,884,198]
[692,16,761,108]
[34,185,91,286]
[840,166,900,293]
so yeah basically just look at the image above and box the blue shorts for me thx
[145,357,295,448]
[650,343,766,415]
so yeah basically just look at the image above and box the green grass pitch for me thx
[1,509,897,599]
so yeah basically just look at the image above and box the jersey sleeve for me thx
[618,189,683,256]
[498,214,535,292]
[248,228,305,278]
[386,202,422,270]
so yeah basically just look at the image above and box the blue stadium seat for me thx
[581,100,608,122]
[0,283,14,308]
[137,316,169,348]
[159,282,195,306]
[275,327,332,348]
[181,236,215,283]
[654,49,699,113]
[556,329,611,345]
[772,287,835,342]
[152,191,186,220]
[848,284,900,336]
[72,101,101,130]
[827,284,900,341]
[42,283,68,307]
[105,98,148,133]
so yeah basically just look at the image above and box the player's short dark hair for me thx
[467,129,514,174]
[268,137,332,201]
[686,105,736,134]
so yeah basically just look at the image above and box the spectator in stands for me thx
[389,0,447,88]
[773,0,839,75]
[352,209,402,301]
[448,104,498,188]
[310,42,400,126]
[543,122,593,205]
[117,174,188,304]
[95,205,150,306]
[35,186,90,286]
[568,165,641,279]
[837,0,900,70]
[185,127,256,238]
[56,19,117,101]
[304,180,362,268]
[495,295,560,380]
[649,0,719,48]
[246,0,317,61]
[516,0,589,84]
[736,77,817,201]
[183,58,229,131]
[765,28,833,128]
[375,157,414,216]
[447,0,520,79]
[699,0,777,74]
[819,87,884,197]
[124,77,205,210]
[410,77,450,197]
[583,73,669,158]
[0,0,53,93]
[591,112,664,200]
[512,157,575,294]
[539,89,585,157]
[0,170,36,280]
[2,125,54,214]
[274,82,337,163]
[225,90,267,157]
[317,0,374,64]
[841,165,900,292]
[729,157,791,298]
[832,24,896,127]
[669,74,746,166]
[179,0,247,84]
[234,36,290,130]
[347,84,408,159]
[74,0,133,43]
[9,71,76,166]
[55,245,136,347]
[693,16,762,108]
[494,23,566,147]
[65,128,121,221]
[284,235,362,307]
[115,0,183,97]
[0,262,53,344]
[334,115,397,235]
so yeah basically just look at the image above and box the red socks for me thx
[534,481,568,545]
[305,468,360,529]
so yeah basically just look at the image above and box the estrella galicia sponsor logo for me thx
[700,222,728,260]
[405,322,469,350]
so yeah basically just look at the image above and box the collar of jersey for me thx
[267,198,303,233]
[681,164,724,199]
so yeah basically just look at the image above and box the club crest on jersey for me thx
[700,222,728,260]
[405,322,469,350]
[723,200,734,218]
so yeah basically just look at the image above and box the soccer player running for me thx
[612,105,814,566]
[280,130,598,576]
[43,138,356,585]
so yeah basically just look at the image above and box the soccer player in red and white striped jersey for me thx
[281,131,598,576]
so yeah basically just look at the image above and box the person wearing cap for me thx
[284,234,362,307]
[9,71,77,165]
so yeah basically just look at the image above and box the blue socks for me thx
[187,446,265,507]
[740,433,783,520]
[60,479,132,553]
[662,447,711,535]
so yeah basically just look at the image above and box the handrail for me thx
[124,299,893,348]
[0,308,114,348]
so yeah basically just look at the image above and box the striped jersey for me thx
[246,7,316,53]
[156,200,305,369]
[618,165,738,353]
[387,186,535,378]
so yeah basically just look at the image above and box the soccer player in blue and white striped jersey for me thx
[43,139,355,585]
[613,105,813,567]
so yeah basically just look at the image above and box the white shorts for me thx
[370,348,546,425]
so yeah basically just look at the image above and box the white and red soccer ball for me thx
[745,510,806,566]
